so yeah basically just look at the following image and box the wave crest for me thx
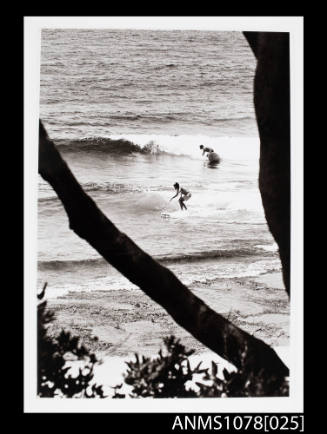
[38,247,271,271]
[55,137,161,155]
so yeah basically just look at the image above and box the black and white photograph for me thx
[24,16,303,414]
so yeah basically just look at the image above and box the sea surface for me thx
[38,29,281,297]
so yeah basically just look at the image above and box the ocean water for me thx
[38,29,281,297]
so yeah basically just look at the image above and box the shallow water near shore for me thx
[45,271,289,357]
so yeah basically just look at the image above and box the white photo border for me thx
[24,15,304,413]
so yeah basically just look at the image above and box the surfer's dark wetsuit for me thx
[170,183,192,210]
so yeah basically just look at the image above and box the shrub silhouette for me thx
[37,289,288,398]
[113,336,289,398]
[113,336,207,398]
[38,298,105,398]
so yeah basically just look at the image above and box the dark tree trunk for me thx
[243,32,291,296]
[38,120,288,378]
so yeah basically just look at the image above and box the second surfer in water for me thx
[200,144,220,165]
[170,182,192,210]
[199,144,214,156]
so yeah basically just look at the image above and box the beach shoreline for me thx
[43,269,289,395]
[45,270,289,359]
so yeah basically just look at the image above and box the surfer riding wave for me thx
[170,182,192,211]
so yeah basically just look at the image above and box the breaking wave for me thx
[38,247,272,271]
[55,137,161,155]
[53,134,259,162]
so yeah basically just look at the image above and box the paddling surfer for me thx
[170,182,192,211]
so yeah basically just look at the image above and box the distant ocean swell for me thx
[54,113,189,124]
[44,113,255,134]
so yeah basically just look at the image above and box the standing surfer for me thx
[170,182,192,211]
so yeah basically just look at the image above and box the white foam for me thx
[109,133,260,161]
[161,209,189,219]
[255,243,279,252]
[137,192,173,211]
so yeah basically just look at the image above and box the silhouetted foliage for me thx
[38,297,105,398]
[113,336,289,398]
[38,297,288,398]
[195,362,289,398]
[113,336,207,398]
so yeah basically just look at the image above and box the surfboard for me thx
[161,210,188,219]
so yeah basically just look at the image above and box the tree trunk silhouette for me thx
[244,32,290,296]
[38,120,288,378]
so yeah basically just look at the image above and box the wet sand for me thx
[45,271,289,358]
[44,270,289,396]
